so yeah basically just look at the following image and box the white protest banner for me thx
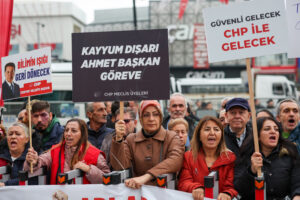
[203,0,287,63]
[0,184,216,200]
[286,0,300,58]
[1,47,52,100]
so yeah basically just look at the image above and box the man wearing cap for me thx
[110,100,184,189]
[224,98,252,156]
[276,98,300,154]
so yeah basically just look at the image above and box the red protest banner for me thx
[0,0,14,105]
[178,0,188,20]
[193,24,209,69]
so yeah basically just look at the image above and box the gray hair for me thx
[115,107,136,119]
[276,98,300,117]
[86,102,95,113]
[9,122,29,138]
[168,92,187,108]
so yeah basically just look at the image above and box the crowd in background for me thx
[0,94,300,200]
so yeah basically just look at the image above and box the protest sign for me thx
[203,0,287,63]
[286,0,300,58]
[1,47,52,100]
[0,184,214,200]
[72,29,170,102]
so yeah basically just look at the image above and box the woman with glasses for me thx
[110,100,184,189]
[168,118,189,151]
[25,118,110,184]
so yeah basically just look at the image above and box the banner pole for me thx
[246,57,261,177]
[27,96,33,173]
[120,101,124,121]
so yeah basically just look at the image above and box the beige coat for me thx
[110,127,184,185]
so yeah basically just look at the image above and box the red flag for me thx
[0,0,14,106]
[178,0,188,20]
[219,0,229,4]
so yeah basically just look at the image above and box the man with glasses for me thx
[101,107,137,167]
[31,100,64,152]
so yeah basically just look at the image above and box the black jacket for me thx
[224,123,252,157]
[234,145,300,200]
[2,81,20,100]
[87,122,114,149]
[162,115,198,140]
[0,140,37,185]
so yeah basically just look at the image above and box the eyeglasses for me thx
[116,119,134,124]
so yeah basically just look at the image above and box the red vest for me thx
[50,143,104,184]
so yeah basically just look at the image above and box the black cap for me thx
[225,98,250,112]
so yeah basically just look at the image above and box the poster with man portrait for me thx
[1,47,52,100]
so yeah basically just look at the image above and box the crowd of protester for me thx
[0,94,299,200]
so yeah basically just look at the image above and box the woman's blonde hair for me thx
[190,116,227,160]
[168,118,189,132]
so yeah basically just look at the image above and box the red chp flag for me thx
[0,0,14,106]
[178,0,188,19]
[219,0,229,4]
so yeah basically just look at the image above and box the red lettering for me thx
[94,198,105,200]
[251,38,259,47]
[260,37,267,46]
[244,40,251,48]
[224,30,231,38]
[231,29,240,37]
[82,198,88,200]
[230,42,237,50]
[241,27,248,35]
[267,36,275,44]
[222,43,229,51]
[128,197,136,200]
[141,197,147,200]
[262,24,269,32]
[237,41,244,49]
[255,25,263,33]
[109,198,115,200]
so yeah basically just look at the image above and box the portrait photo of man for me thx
[2,62,20,100]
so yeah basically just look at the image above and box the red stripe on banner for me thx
[20,80,52,97]
[178,0,188,19]
[19,181,26,185]
[255,189,265,200]
[204,188,213,198]
[194,24,209,69]
[0,0,14,106]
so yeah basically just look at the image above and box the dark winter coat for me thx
[0,140,37,185]
[234,145,300,200]
[87,122,114,150]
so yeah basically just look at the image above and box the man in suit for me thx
[2,62,20,100]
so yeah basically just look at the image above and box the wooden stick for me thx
[27,96,33,173]
[119,101,124,120]
[246,58,261,177]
